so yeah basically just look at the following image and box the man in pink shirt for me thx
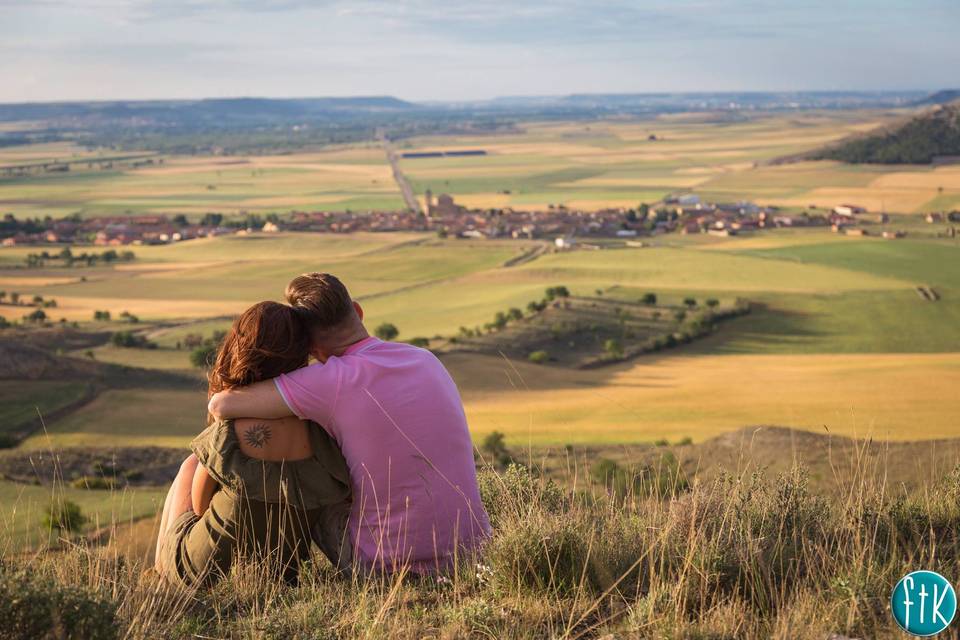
[208,273,490,573]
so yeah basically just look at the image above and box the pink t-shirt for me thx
[275,336,491,573]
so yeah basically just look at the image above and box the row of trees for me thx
[0,291,58,308]
[25,248,135,268]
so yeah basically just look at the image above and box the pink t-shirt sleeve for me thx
[274,361,341,427]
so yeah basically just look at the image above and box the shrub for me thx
[190,344,218,368]
[481,431,512,467]
[528,350,549,364]
[408,336,430,348]
[544,286,570,301]
[375,322,399,341]
[706,298,719,308]
[478,464,564,527]
[641,292,657,305]
[603,338,623,358]
[683,297,697,308]
[0,568,118,640]
[70,476,118,490]
[111,330,154,348]
[43,499,87,532]
[24,308,47,323]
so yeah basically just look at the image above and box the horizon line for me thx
[0,88,944,108]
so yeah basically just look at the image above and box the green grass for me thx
[21,389,207,449]
[0,480,164,549]
[512,246,910,293]
[0,380,91,435]
[694,289,960,354]
[742,238,960,287]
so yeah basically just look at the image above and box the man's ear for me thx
[353,301,364,321]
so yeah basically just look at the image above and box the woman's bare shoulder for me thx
[232,416,311,461]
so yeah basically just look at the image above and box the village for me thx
[2,191,957,249]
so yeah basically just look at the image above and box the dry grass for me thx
[3,442,958,639]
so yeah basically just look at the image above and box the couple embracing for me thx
[154,273,491,585]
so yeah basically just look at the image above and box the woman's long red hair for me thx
[207,301,310,403]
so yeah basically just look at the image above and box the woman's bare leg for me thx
[154,454,200,570]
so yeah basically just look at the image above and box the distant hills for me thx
[811,101,960,164]
[0,96,416,123]
[912,89,960,106]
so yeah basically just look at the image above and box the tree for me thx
[545,286,570,300]
[683,297,697,308]
[25,309,47,323]
[408,337,430,348]
[201,212,223,227]
[0,291,5,302]
[375,323,399,341]
[706,298,719,308]
[641,293,657,305]
[638,203,650,219]
[10,292,19,305]
[507,307,523,321]
[173,214,189,226]
[32,295,43,305]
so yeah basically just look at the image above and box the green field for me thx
[0,145,403,217]
[0,479,164,549]
[0,226,956,448]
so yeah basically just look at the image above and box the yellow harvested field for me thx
[452,352,960,444]
[0,275,80,287]
[768,187,943,213]
[0,294,244,322]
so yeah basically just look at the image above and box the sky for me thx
[1,0,957,103]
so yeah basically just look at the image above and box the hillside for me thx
[811,102,960,164]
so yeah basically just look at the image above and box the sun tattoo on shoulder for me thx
[243,423,272,448]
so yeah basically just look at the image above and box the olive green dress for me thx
[158,420,352,587]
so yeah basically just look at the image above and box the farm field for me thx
[4,109,960,221]
[397,111,960,213]
[0,478,164,549]
[0,144,404,218]
[1,226,957,448]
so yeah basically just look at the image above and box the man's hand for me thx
[207,379,294,420]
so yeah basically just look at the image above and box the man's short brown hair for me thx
[285,273,354,330]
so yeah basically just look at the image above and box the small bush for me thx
[528,350,549,364]
[70,476,118,490]
[43,499,87,532]
[375,322,399,341]
[481,431,512,467]
[408,336,430,348]
[0,568,118,640]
